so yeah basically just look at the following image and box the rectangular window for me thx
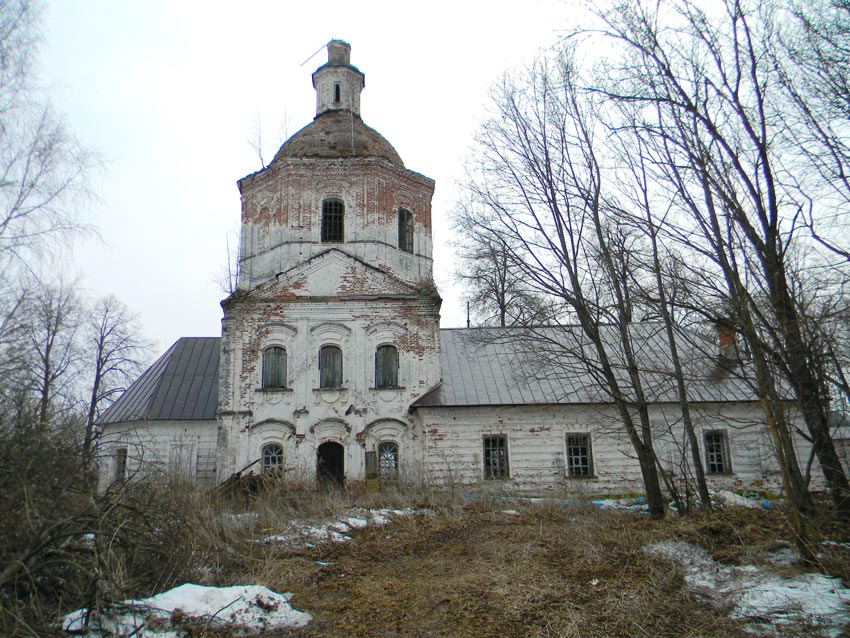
[262,347,287,389]
[114,447,128,484]
[169,443,195,481]
[319,345,343,389]
[835,438,850,472]
[375,344,398,388]
[566,433,593,477]
[398,208,413,253]
[483,435,509,479]
[322,199,344,243]
[378,441,399,481]
[705,431,731,474]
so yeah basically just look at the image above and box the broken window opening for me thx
[566,433,593,477]
[321,199,344,243]
[319,345,343,389]
[483,435,509,479]
[114,447,128,484]
[262,443,284,471]
[378,441,399,481]
[262,346,287,389]
[398,208,413,253]
[705,430,731,474]
[375,344,399,388]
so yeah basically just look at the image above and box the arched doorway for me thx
[317,441,344,486]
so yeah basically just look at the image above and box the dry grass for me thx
[10,483,849,637]
[213,492,828,638]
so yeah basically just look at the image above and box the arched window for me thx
[375,344,398,389]
[398,208,413,253]
[378,441,399,481]
[322,198,344,243]
[319,345,343,389]
[262,443,283,471]
[262,346,287,389]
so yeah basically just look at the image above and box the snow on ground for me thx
[62,583,311,637]
[259,508,415,547]
[645,541,850,637]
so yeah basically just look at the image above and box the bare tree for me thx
[591,0,850,520]
[0,0,95,271]
[459,50,667,518]
[19,279,83,430]
[452,205,548,326]
[82,295,151,470]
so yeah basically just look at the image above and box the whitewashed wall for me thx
[98,420,218,487]
[415,402,806,495]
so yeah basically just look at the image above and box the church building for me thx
[98,41,821,495]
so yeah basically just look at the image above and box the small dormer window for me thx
[334,82,341,103]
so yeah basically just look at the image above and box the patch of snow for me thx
[713,490,771,510]
[646,541,850,636]
[501,509,521,516]
[344,516,369,529]
[765,547,799,568]
[592,497,648,511]
[62,583,311,637]
[258,508,418,548]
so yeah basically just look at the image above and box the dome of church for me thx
[272,111,404,167]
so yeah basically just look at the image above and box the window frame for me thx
[483,434,509,480]
[262,443,284,472]
[319,344,343,389]
[398,208,413,253]
[374,344,399,389]
[704,430,732,474]
[377,441,399,481]
[565,433,594,477]
[114,447,128,484]
[261,346,287,390]
[321,198,344,243]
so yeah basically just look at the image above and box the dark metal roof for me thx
[412,324,758,408]
[99,337,220,424]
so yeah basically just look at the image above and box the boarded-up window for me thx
[483,435,509,479]
[398,208,413,253]
[566,433,593,477]
[319,345,343,389]
[262,346,287,389]
[322,198,344,242]
[262,443,283,471]
[114,447,127,484]
[375,345,398,388]
[705,431,731,474]
[378,441,399,481]
[169,443,195,481]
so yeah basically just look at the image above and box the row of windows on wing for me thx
[321,199,414,253]
[482,431,732,480]
[260,441,400,479]
[262,344,400,390]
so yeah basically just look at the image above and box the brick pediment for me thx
[252,249,422,300]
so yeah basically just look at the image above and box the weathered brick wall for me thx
[216,292,439,481]
[236,157,435,291]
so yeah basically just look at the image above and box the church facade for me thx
[98,42,829,495]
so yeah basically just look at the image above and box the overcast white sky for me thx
[42,0,570,353]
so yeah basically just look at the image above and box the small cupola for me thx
[312,40,365,117]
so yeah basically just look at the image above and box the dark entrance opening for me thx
[317,441,344,486]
